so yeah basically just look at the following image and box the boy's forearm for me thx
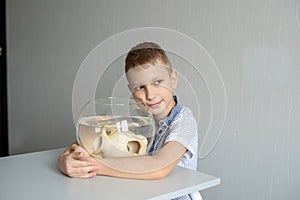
[94,155,181,180]
[90,141,186,180]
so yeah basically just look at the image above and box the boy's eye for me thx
[134,85,144,91]
[154,80,162,85]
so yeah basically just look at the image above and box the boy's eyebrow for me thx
[128,76,163,86]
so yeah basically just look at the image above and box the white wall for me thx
[7,0,300,199]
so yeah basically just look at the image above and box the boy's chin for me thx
[149,107,165,117]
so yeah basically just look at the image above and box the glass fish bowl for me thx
[76,97,155,158]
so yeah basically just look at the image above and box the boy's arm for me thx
[81,141,187,180]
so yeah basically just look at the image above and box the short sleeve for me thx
[165,107,198,169]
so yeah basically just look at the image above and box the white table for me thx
[0,148,220,200]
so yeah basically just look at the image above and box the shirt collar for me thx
[159,96,182,126]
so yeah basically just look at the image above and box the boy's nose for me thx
[145,85,156,100]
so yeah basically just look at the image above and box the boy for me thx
[58,42,198,199]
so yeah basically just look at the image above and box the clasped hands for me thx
[57,143,100,178]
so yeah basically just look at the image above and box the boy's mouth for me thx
[148,100,162,108]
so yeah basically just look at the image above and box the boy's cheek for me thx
[131,94,150,110]
[160,83,173,92]
[132,91,144,99]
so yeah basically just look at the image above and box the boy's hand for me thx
[57,143,99,178]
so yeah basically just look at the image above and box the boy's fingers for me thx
[72,152,93,162]
[74,171,97,179]
[72,151,83,158]
[73,160,99,168]
[70,143,80,151]
[70,166,99,178]
[73,145,86,152]
[77,165,99,173]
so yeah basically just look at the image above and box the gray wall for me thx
[6,0,300,199]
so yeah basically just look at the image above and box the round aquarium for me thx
[76,97,155,158]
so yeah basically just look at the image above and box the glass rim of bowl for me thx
[88,97,144,106]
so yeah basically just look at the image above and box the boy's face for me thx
[126,60,178,121]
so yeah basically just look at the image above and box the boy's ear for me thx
[171,70,178,89]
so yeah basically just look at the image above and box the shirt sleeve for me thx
[165,107,198,162]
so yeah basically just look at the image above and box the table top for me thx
[0,148,220,200]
